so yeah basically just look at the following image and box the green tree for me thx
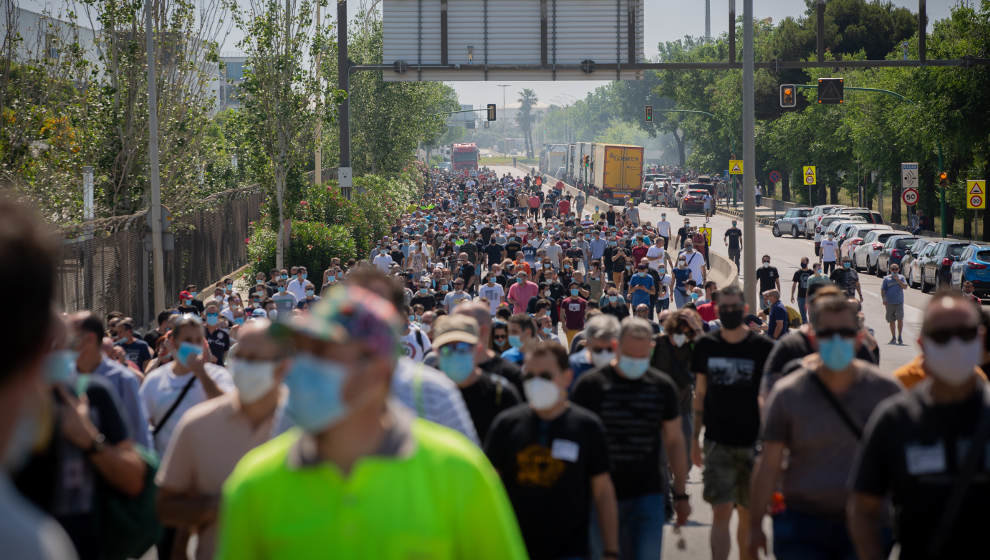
[516,88,538,158]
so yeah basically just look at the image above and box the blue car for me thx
[951,244,990,296]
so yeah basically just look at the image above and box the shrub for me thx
[247,219,356,278]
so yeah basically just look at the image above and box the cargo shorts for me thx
[885,303,904,322]
[702,440,755,507]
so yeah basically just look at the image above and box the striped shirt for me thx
[392,357,480,445]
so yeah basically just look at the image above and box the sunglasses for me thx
[523,371,555,381]
[493,335,507,341]
[815,327,859,339]
[589,347,613,354]
[924,325,980,345]
[438,342,474,356]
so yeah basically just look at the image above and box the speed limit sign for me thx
[902,187,919,206]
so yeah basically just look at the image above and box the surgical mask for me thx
[267,309,277,320]
[516,277,525,284]
[570,288,580,296]
[658,268,666,274]
[685,246,693,252]
[281,274,289,280]
[176,341,202,366]
[818,335,856,371]
[843,262,851,269]
[590,349,615,368]
[762,262,770,268]
[671,333,688,347]
[277,286,286,293]
[922,336,982,386]
[306,289,315,298]
[732,222,737,227]
[327,275,336,282]
[618,355,650,379]
[206,313,219,326]
[508,335,523,349]
[44,350,78,385]
[438,351,475,383]
[302,273,308,280]
[190,291,198,298]
[234,317,245,325]
[285,354,350,432]
[524,377,561,410]
[542,327,553,335]
[229,358,277,404]
[690,293,700,301]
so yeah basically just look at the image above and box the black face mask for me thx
[719,308,745,329]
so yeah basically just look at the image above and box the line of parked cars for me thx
[772,204,990,298]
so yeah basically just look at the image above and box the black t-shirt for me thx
[725,227,742,251]
[505,240,522,257]
[606,211,617,226]
[792,268,812,298]
[479,356,525,398]
[461,373,522,442]
[480,226,495,244]
[485,243,505,266]
[410,291,437,311]
[206,327,232,366]
[484,404,609,560]
[691,331,775,446]
[762,330,876,396]
[571,365,680,499]
[676,226,690,248]
[459,263,476,285]
[852,385,990,560]
[143,329,164,351]
[390,249,405,265]
[755,266,780,293]
[116,338,152,371]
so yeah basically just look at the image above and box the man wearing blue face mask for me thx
[748,293,900,560]
[216,285,526,560]
[572,317,691,559]
[502,314,538,365]
[204,302,232,366]
[434,315,520,442]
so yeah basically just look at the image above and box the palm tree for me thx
[516,88,538,158]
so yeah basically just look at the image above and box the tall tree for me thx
[517,88,538,158]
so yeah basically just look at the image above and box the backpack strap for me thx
[413,363,425,417]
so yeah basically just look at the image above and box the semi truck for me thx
[540,144,568,177]
[589,143,644,204]
[451,143,479,174]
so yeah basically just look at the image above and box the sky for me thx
[18,0,958,108]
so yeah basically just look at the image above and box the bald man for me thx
[155,320,292,560]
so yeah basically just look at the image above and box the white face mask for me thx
[524,377,561,410]
[921,336,982,386]
[672,333,688,347]
[229,358,278,404]
[590,349,615,367]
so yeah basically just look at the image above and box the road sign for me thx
[968,180,986,209]
[699,227,712,246]
[902,187,919,206]
[768,170,782,183]
[901,162,918,190]
[803,166,817,186]
[729,160,743,175]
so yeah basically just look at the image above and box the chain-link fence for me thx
[56,185,265,326]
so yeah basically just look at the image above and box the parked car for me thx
[951,245,990,296]
[840,224,891,248]
[919,240,969,293]
[814,215,864,252]
[772,207,813,237]
[903,238,936,287]
[852,230,906,274]
[841,237,866,260]
[803,205,847,239]
[678,189,710,215]
[876,235,919,276]
[825,220,865,245]
[835,208,884,224]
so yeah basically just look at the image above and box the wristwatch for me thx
[85,433,107,456]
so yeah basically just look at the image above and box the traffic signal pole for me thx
[743,0,757,307]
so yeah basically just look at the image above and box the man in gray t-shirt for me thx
[746,293,901,559]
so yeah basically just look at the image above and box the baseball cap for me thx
[251,308,267,318]
[274,285,402,356]
[179,290,192,300]
[431,314,480,348]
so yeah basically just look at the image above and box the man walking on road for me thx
[790,258,813,324]
[755,255,781,309]
[748,294,901,560]
[820,232,839,274]
[724,220,742,270]
[691,285,775,560]
[656,212,672,249]
[881,264,908,344]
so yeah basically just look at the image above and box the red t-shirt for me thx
[560,297,588,330]
[631,245,649,265]
[558,199,570,215]
[697,301,718,322]
[528,196,540,209]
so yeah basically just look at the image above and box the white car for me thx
[803,204,847,239]
[840,224,891,253]
[851,230,903,273]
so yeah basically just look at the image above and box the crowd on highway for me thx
[1,166,989,560]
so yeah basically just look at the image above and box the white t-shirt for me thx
[646,246,667,271]
[443,290,472,313]
[656,220,671,237]
[680,249,706,283]
[544,243,563,267]
[656,274,672,300]
[286,278,307,302]
[820,239,838,262]
[479,283,505,315]
[373,253,394,272]
[139,362,235,457]
[401,327,432,362]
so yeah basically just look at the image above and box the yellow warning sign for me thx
[968,180,986,209]
[699,227,712,246]
[803,166,817,186]
[729,160,743,175]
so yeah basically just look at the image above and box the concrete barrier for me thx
[708,251,740,289]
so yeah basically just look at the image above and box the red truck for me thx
[451,142,479,174]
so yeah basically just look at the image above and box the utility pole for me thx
[337,0,352,198]
[314,0,322,185]
[705,0,711,42]
[497,84,510,139]
[145,0,165,314]
[743,0,756,307]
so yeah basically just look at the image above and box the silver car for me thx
[803,204,847,239]
[772,207,812,238]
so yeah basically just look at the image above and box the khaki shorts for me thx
[702,440,754,507]
[885,303,904,322]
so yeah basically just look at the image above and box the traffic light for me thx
[486,103,496,121]
[780,84,796,108]
[939,171,949,188]
[645,105,653,122]
[817,77,844,104]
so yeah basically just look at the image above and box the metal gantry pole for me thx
[146,0,165,314]
[337,0,352,198]
[742,0,756,307]
[314,0,322,186]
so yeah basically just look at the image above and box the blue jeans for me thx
[673,289,688,309]
[772,509,855,560]
[591,493,665,560]
[797,296,807,324]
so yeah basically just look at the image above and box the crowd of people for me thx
[1,167,989,560]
